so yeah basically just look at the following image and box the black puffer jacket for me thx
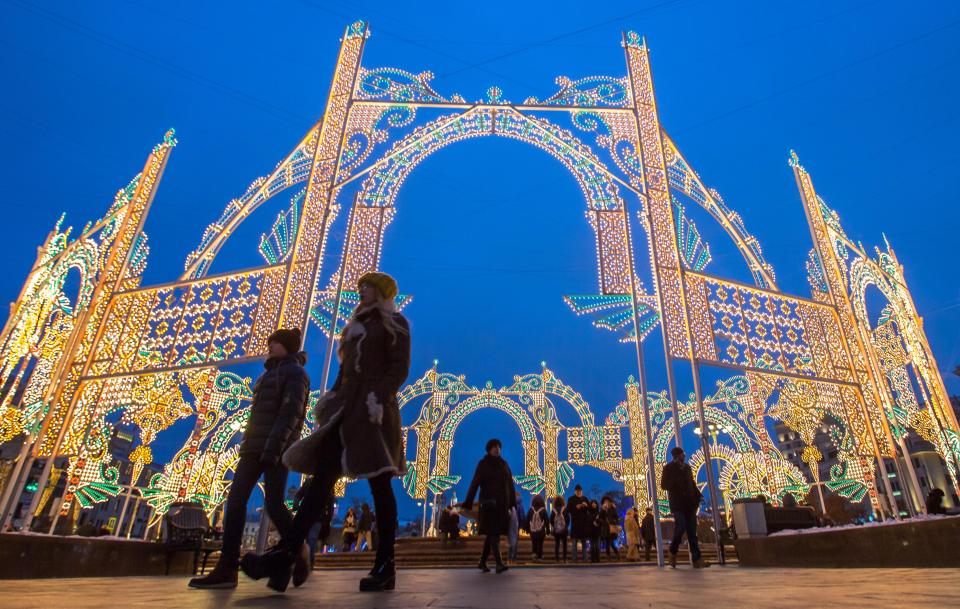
[239,351,310,463]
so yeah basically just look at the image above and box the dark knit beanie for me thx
[268,327,302,355]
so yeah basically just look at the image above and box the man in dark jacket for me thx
[660,446,709,568]
[189,328,310,589]
[567,484,590,561]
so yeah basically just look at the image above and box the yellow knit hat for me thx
[358,272,398,300]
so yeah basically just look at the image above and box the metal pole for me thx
[690,362,725,565]
[664,364,684,450]
[125,496,141,538]
[318,193,361,395]
[420,496,428,537]
[896,435,924,515]
[815,481,827,515]
[115,484,136,536]
[255,510,271,554]
[619,195,665,568]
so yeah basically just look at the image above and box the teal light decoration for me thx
[258,190,303,265]
[563,293,660,343]
[514,474,546,494]
[427,474,460,494]
[672,197,712,272]
[806,249,828,294]
[555,462,574,496]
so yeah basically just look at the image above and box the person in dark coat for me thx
[551,496,570,563]
[567,484,590,561]
[588,499,601,563]
[661,446,709,568]
[926,488,947,515]
[242,272,411,593]
[527,495,548,561]
[640,507,657,561]
[356,503,374,551]
[462,438,517,574]
[600,496,621,559]
[189,328,310,589]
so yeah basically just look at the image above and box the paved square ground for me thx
[3,566,958,608]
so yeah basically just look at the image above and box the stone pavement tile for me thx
[2,567,960,609]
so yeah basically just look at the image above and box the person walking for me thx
[294,477,336,567]
[461,438,516,574]
[507,502,520,565]
[588,499,601,563]
[600,496,621,559]
[189,328,310,589]
[624,506,641,561]
[527,495,548,561]
[567,485,589,561]
[240,272,411,593]
[661,446,709,568]
[356,503,374,551]
[641,507,657,561]
[551,496,569,563]
[342,508,358,552]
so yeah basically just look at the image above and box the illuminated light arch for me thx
[432,391,541,485]
[332,105,637,297]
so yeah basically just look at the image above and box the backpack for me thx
[552,508,566,534]
[530,508,545,534]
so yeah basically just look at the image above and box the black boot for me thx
[359,558,395,592]
[292,542,311,588]
[240,547,295,593]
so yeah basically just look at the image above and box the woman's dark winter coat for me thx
[567,494,590,538]
[284,308,411,478]
[463,454,517,536]
[640,512,656,542]
[600,504,619,539]
[239,352,310,464]
[358,507,374,532]
[661,460,702,513]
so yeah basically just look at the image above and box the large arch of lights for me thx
[0,21,957,538]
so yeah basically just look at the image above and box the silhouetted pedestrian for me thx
[568,485,590,561]
[189,328,309,590]
[551,496,569,563]
[462,438,516,574]
[661,447,709,568]
[527,495,548,561]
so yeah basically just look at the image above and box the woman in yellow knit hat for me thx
[242,271,410,593]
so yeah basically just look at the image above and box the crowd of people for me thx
[455,439,673,570]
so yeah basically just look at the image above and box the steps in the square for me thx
[309,536,736,569]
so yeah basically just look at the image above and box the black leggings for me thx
[530,532,546,558]
[480,534,504,567]
[285,426,397,565]
[554,534,568,561]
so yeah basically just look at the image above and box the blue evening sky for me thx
[2,0,959,521]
